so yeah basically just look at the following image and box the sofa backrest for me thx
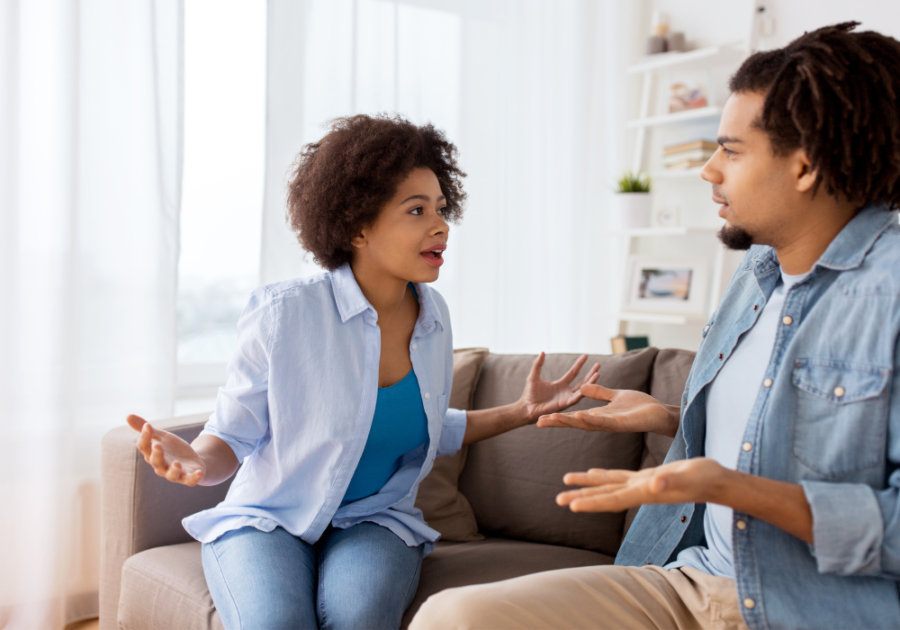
[457,349,658,557]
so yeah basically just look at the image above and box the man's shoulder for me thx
[840,221,900,296]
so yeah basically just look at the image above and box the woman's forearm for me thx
[462,402,530,446]
[191,434,240,485]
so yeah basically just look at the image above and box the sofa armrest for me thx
[99,413,235,630]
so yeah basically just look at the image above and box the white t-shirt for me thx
[669,268,809,578]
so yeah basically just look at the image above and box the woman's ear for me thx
[350,231,367,249]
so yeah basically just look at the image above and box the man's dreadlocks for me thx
[730,22,900,209]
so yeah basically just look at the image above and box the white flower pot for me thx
[614,192,653,230]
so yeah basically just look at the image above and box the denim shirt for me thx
[617,204,900,630]
[181,264,467,555]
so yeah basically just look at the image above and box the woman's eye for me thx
[438,206,449,216]
[410,207,423,215]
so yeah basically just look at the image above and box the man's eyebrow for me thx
[401,194,446,204]
[717,136,744,145]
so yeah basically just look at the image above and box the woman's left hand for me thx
[518,353,600,421]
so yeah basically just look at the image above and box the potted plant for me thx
[614,172,652,229]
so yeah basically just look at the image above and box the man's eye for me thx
[722,147,736,156]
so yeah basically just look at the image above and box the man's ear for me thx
[793,149,818,194]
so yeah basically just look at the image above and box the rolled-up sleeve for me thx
[802,328,900,579]
[200,287,272,463]
[801,480,884,576]
[437,407,467,457]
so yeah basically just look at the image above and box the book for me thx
[610,335,650,355]
[664,139,718,155]
[662,148,716,164]
[665,159,709,170]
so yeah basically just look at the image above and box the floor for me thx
[66,619,99,630]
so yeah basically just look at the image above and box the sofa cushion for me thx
[120,537,611,630]
[118,542,222,630]
[415,348,489,542]
[400,537,613,628]
[458,349,657,556]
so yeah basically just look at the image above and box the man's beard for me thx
[717,224,754,250]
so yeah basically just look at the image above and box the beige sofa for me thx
[100,347,694,630]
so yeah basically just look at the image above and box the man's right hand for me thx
[536,384,680,438]
[127,414,207,486]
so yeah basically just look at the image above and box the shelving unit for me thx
[615,4,766,347]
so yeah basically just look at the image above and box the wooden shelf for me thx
[627,106,722,129]
[617,312,706,325]
[627,43,746,75]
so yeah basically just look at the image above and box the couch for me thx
[100,347,695,630]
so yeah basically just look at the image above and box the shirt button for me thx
[703,325,710,333]
[736,519,747,530]
[411,343,417,350]
[718,353,724,360]
[680,516,687,523]
[424,392,431,399]
[742,442,753,452]
[753,304,758,311]
[743,598,756,609]
[782,315,793,325]
[834,386,845,398]
[763,378,773,388]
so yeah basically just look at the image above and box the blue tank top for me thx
[342,369,430,504]
[342,284,429,504]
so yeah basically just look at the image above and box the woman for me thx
[126,114,598,630]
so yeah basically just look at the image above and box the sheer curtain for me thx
[262,0,642,354]
[0,1,182,627]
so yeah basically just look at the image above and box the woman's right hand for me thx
[127,414,207,486]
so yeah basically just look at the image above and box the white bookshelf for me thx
[615,4,766,347]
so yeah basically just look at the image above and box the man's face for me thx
[701,91,804,250]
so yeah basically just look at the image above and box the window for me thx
[176,0,267,412]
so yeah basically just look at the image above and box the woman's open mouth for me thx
[420,244,446,267]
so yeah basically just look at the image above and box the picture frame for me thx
[623,255,709,315]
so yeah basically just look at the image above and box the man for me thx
[410,23,900,630]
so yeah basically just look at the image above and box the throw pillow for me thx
[414,347,489,542]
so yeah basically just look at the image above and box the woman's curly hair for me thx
[730,22,900,208]
[286,114,466,270]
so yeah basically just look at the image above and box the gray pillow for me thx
[458,348,658,556]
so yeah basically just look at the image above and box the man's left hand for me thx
[557,458,725,512]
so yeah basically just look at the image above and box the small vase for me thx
[614,193,652,230]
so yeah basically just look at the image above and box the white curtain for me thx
[0,1,182,627]
[262,0,642,354]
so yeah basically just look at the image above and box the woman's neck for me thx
[349,260,411,321]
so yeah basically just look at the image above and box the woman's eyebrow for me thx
[401,194,447,204]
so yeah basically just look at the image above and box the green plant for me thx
[615,171,651,193]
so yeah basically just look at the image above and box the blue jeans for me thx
[201,523,424,630]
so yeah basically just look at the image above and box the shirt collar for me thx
[330,263,445,334]
[814,203,897,271]
[751,203,897,274]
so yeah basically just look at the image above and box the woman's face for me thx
[352,167,450,283]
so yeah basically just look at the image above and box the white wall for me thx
[647,0,900,50]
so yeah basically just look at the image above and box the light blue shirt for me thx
[669,269,808,578]
[181,264,467,555]
[618,204,900,629]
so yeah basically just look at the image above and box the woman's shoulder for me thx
[247,270,338,317]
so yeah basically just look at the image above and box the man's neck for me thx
[773,198,859,275]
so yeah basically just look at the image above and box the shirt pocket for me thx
[791,359,890,479]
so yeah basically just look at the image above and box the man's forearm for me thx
[462,402,530,446]
[711,468,813,543]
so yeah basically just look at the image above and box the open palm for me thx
[127,414,207,486]
[519,353,600,420]
[536,385,678,437]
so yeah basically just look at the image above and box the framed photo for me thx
[623,256,709,315]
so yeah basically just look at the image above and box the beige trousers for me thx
[409,564,750,630]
